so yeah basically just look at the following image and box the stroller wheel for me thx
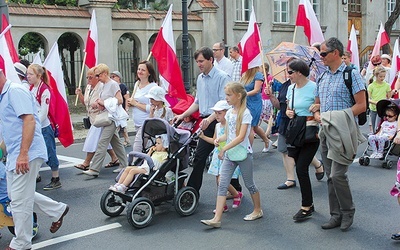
[100,190,126,217]
[174,187,199,216]
[364,157,370,166]
[386,160,394,169]
[127,197,154,229]
[359,157,365,166]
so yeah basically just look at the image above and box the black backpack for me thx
[343,66,368,126]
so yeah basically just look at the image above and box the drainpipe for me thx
[182,0,190,92]
[223,0,227,56]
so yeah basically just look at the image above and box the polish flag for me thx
[43,42,74,147]
[151,5,187,101]
[0,30,20,84]
[238,6,262,74]
[295,0,324,45]
[1,14,19,63]
[85,10,98,68]
[368,22,391,71]
[390,39,400,98]
[347,24,360,70]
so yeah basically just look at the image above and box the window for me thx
[311,0,320,20]
[349,0,361,13]
[236,0,253,22]
[273,0,289,23]
[388,0,397,29]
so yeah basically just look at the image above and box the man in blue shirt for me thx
[0,69,69,249]
[314,37,366,232]
[173,47,231,194]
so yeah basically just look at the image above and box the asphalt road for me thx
[1,125,400,250]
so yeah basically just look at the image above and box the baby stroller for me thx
[359,99,400,169]
[100,118,199,229]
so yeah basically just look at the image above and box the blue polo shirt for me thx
[194,66,231,117]
[0,80,47,171]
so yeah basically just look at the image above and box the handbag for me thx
[285,114,306,147]
[93,111,112,127]
[304,120,319,143]
[226,144,248,162]
[83,117,91,129]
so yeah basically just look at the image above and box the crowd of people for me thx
[3,35,400,248]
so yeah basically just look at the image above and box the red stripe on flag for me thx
[380,31,390,47]
[47,71,74,147]
[239,22,261,74]
[1,14,19,63]
[295,5,312,44]
[85,31,96,68]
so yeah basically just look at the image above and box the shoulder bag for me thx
[225,112,248,161]
[93,111,112,127]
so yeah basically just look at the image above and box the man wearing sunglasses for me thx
[312,37,366,232]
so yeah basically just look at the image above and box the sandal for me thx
[315,163,325,181]
[105,159,120,168]
[74,164,89,171]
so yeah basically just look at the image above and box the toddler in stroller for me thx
[108,134,168,193]
[100,118,199,229]
[360,99,400,168]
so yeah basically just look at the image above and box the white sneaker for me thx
[114,184,127,194]
[370,153,377,158]
[113,167,123,173]
[262,140,273,153]
[376,153,384,159]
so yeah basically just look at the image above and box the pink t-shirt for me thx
[261,74,274,100]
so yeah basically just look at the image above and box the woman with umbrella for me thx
[240,67,272,151]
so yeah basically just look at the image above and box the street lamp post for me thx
[181,0,190,92]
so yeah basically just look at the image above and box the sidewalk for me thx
[67,113,135,143]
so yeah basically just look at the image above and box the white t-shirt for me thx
[225,108,253,153]
[132,82,158,127]
[30,84,51,128]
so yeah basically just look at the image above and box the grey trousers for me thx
[91,122,127,172]
[320,135,355,220]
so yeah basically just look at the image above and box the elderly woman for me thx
[74,68,120,171]
[82,64,128,177]
[127,60,159,158]
[285,59,320,222]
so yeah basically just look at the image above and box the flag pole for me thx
[75,52,87,106]
[146,52,152,61]
[292,26,297,44]
[258,41,267,80]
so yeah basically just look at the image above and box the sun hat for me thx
[210,100,231,111]
[14,62,27,78]
[381,54,391,61]
[111,71,123,80]
[155,134,169,148]
[145,86,170,106]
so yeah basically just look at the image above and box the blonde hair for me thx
[94,63,110,75]
[28,64,49,86]
[369,65,387,84]
[240,67,259,85]
[225,82,247,136]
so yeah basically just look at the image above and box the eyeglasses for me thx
[385,114,396,118]
[287,70,296,75]
[212,49,222,52]
[86,76,93,80]
[320,50,334,57]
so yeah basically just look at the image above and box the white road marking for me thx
[39,155,83,172]
[32,223,122,249]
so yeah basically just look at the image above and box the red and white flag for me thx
[347,24,360,70]
[238,6,262,74]
[151,4,186,101]
[0,30,20,84]
[390,39,400,97]
[33,51,42,65]
[43,42,74,147]
[295,0,324,46]
[1,14,19,63]
[85,10,98,68]
[368,22,390,71]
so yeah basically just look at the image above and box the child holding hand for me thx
[199,100,242,213]
[109,134,168,193]
[201,82,262,228]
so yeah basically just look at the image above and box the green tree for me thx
[384,0,400,54]
[18,32,44,55]
[9,0,78,6]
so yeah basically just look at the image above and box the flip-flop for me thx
[105,159,120,168]
[74,164,89,171]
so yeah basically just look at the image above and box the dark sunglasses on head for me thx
[287,70,296,75]
[320,50,334,57]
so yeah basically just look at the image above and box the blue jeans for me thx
[42,125,59,171]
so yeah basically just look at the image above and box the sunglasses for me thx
[372,62,381,66]
[385,114,396,118]
[95,73,101,78]
[287,70,296,75]
[320,50,334,57]
[86,76,93,80]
